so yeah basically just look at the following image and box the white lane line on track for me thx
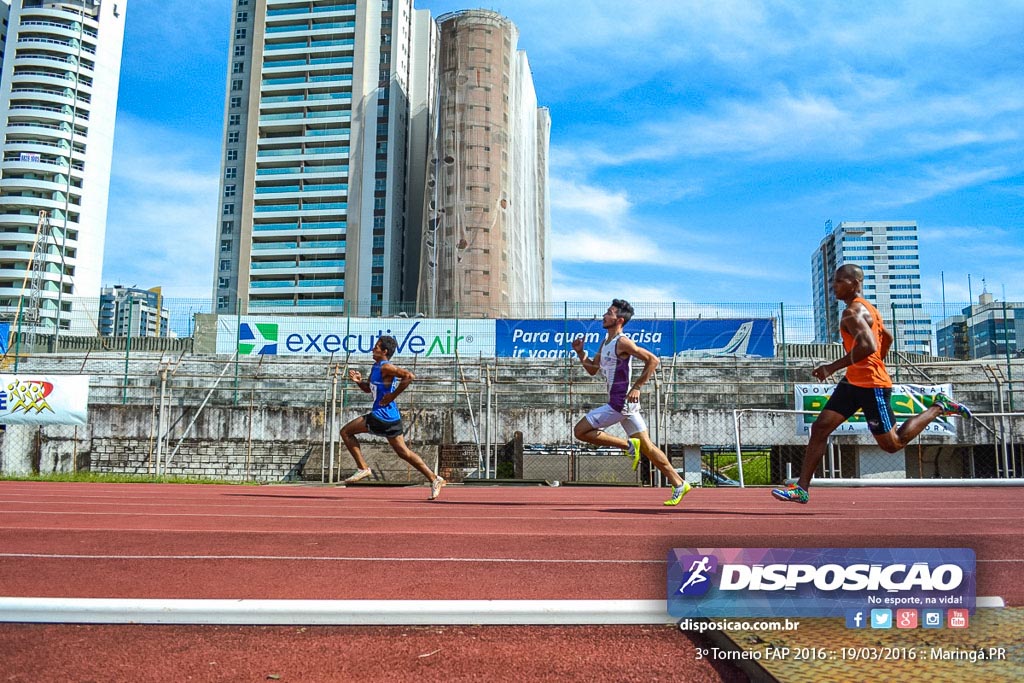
[3,509,1023,522]
[0,510,688,520]
[0,597,1006,626]
[0,526,695,535]
[0,552,1019,564]
[0,552,658,564]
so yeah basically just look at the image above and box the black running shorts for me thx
[822,379,896,436]
[365,413,404,438]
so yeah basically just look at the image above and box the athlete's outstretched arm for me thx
[348,368,371,393]
[572,337,600,376]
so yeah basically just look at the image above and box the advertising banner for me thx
[0,322,8,354]
[218,316,495,358]
[794,383,958,436]
[0,375,90,425]
[495,318,774,359]
[668,547,976,618]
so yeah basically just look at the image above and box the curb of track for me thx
[0,596,1005,626]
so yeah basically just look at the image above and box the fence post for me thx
[342,299,351,408]
[780,302,789,394]
[653,374,662,488]
[485,364,492,478]
[344,301,352,409]
[329,363,339,483]
[732,409,746,488]
[13,297,23,373]
[1003,300,1015,411]
[563,301,570,438]
[672,302,678,409]
[321,383,329,483]
[890,302,900,383]
[233,298,241,407]
[155,361,168,475]
[452,301,459,401]
[121,303,133,405]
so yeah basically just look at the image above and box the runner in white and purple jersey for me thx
[571,299,692,506]
[599,331,636,414]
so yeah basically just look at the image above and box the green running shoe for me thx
[932,393,972,418]
[625,437,641,471]
[664,481,692,506]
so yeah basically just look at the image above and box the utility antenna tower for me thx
[22,210,53,324]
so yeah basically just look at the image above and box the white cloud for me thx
[124,3,230,63]
[549,177,631,223]
[873,166,1013,209]
[558,74,1024,170]
[919,225,1007,242]
[546,174,788,285]
[550,272,688,307]
[103,116,220,299]
[552,231,659,264]
[803,165,1015,211]
[99,0,1024,311]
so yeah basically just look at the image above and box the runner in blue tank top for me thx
[340,335,445,500]
[571,299,692,507]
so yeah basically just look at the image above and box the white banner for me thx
[0,375,89,425]
[217,315,496,358]
[794,383,957,436]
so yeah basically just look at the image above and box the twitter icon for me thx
[870,609,892,629]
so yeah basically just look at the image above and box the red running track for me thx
[0,481,1020,603]
[1,481,1021,682]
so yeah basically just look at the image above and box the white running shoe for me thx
[344,468,372,483]
[429,476,446,500]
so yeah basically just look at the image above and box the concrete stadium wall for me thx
[2,350,1019,483]
[0,401,994,483]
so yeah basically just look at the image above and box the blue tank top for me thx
[369,360,401,422]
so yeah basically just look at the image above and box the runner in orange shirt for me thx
[772,264,971,504]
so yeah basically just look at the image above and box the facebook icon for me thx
[845,610,867,629]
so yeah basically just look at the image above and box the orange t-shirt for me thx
[840,297,893,388]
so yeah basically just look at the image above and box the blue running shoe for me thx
[771,484,809,504]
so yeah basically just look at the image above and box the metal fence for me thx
[733,409,1023,485]
[1,347,1022,486]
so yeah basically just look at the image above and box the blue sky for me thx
[104,0,1024,310]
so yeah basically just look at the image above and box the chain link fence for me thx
[1,307,1021,486]
[734,409,1023,484]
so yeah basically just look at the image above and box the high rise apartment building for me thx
[418,10,550,317]
[937,291,1022,360]
[0,0,127,334]
[812,220,929,354]
[213,0,435,317]
[98,284,170,337]
[1,2,11,55]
